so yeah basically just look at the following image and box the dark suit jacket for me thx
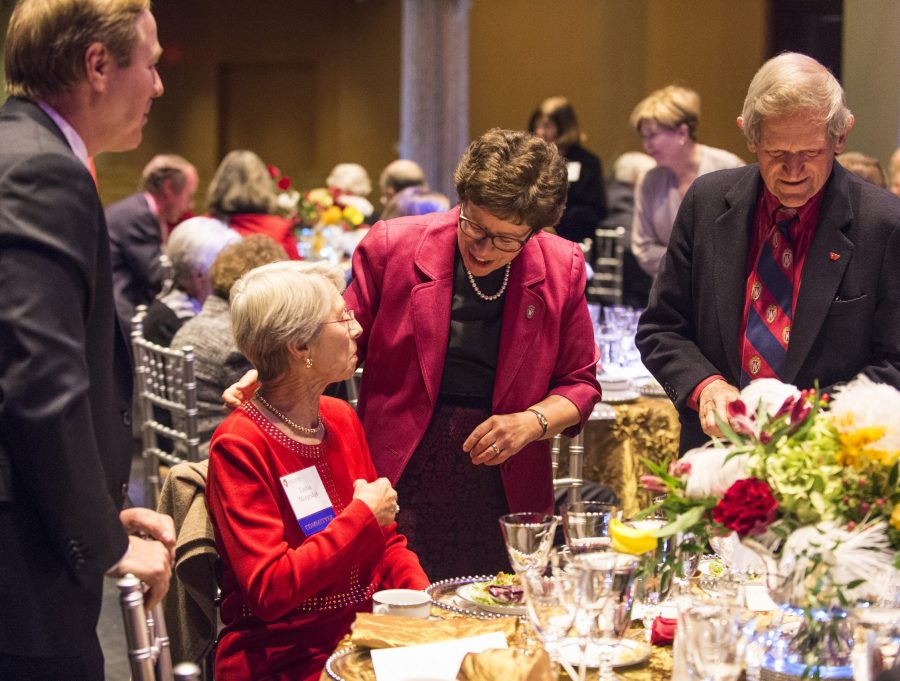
[106,191,164,328]
[636,162,900,452]
[0,97,133,656]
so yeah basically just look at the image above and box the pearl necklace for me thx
[256,392,322,436]
[465,263,511,301]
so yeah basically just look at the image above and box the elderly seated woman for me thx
[207,260,428,681]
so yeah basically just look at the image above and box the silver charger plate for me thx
[325,644,372,681]
[425,574,518,620]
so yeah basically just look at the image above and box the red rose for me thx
[267,164,281,179]
[711,478,778,537]
[277,176,292,190]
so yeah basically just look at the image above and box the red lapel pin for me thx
[829,251,840,261]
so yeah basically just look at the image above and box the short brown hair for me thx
[630,85,701,141]
[5,0,149,100]
[527,96,583,151]
[209,234,288,300]
[207,150,277,218]
[836,152,887,189]
[454,128,566,230]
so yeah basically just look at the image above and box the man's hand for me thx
[698,379,741,438]
[113,535,173,610]
[120,507,176,560]
[222,369,259,409]
[352,478,399,527]
[463,411,543,466]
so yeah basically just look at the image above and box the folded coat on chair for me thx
[157,460,218,666]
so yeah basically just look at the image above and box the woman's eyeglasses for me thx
[322,308,356,328]
[458,207,532,253]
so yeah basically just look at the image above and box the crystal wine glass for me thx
[678,594,748,681]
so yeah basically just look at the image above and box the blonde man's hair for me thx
[836,152,887,189]
[629,85,701,141]
[207,150,277,218]
[5,0,149,99]
[230,261,346,382]
[740,52,852,147]
[454,128,567,230]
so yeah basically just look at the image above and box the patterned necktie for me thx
[740,207,798,387]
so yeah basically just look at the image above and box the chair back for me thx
[118,574,202,681]
[132,306,201,508]
[551,433,584,507]
[587,225,626,304]
[344,367,363,409]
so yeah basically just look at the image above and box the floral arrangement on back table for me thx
[268,164,367,231]
[640,376,900,612]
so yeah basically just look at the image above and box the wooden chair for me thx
[117,574,202,681]
[131,307,201,509]
[587,225,626,304]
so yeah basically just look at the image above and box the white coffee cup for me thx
[371,589,431,619]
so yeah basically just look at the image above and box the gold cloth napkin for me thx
[456,648,553,681]
[351,613,518,649]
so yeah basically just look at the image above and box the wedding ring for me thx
[490,443,500,456]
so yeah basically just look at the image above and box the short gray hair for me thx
[741,52,852,147]
[229,261,346,381]
[165,217,239,288]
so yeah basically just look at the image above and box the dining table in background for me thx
[560,395,680,518]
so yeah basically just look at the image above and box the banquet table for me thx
[560,395,680,518]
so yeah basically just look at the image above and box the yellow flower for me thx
[609,518,658,555]
[306,188,333,207]
[321,205,343,225]
[837,427,895,468]
[342,205,364,226]
[891,505,900,531]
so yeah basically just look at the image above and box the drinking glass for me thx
[560,501,617,554]
[498,513,558,575]
[595,323,621,368]
[575,551,640,681]
[520,548,585,674]
[678,595,748,681]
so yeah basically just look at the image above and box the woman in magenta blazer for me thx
[344,129,601,579]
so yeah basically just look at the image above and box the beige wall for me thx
[470,0,767,173]
[843,0,900,170]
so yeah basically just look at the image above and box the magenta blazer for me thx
[344,207,601,515]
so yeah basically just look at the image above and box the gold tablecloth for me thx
[560,396,680,518]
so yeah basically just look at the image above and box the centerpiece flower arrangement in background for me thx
[637,376,900,671]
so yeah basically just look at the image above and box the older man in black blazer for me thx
[637,52,900,453]
[0,1,174,678]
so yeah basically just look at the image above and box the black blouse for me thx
[438,249,507,408]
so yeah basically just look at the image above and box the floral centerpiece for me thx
[638,376,900,672]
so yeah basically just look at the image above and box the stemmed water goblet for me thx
[498,512,558,576]
[678,594,749,681]
[519,548,585,678]
[574,551,640,681]
[560,501,617,554]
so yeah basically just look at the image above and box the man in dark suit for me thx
[0,1,175,678]
[636,52,900,453]
[107,153,198,328]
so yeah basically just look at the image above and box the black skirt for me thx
[395,402,511,582]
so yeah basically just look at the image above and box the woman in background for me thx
[629,85,744,277]
[208,260,426,681]
[208,149,300,259]
[529,96,607,244]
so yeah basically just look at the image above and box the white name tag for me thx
[567,161,582,183]
[280,466,336,537]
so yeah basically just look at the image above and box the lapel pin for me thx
[526,304,536,319]
[829,251,841,261]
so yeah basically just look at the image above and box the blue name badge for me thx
[280,466,336,537]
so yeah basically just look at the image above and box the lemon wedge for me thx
[609,518,658,555]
